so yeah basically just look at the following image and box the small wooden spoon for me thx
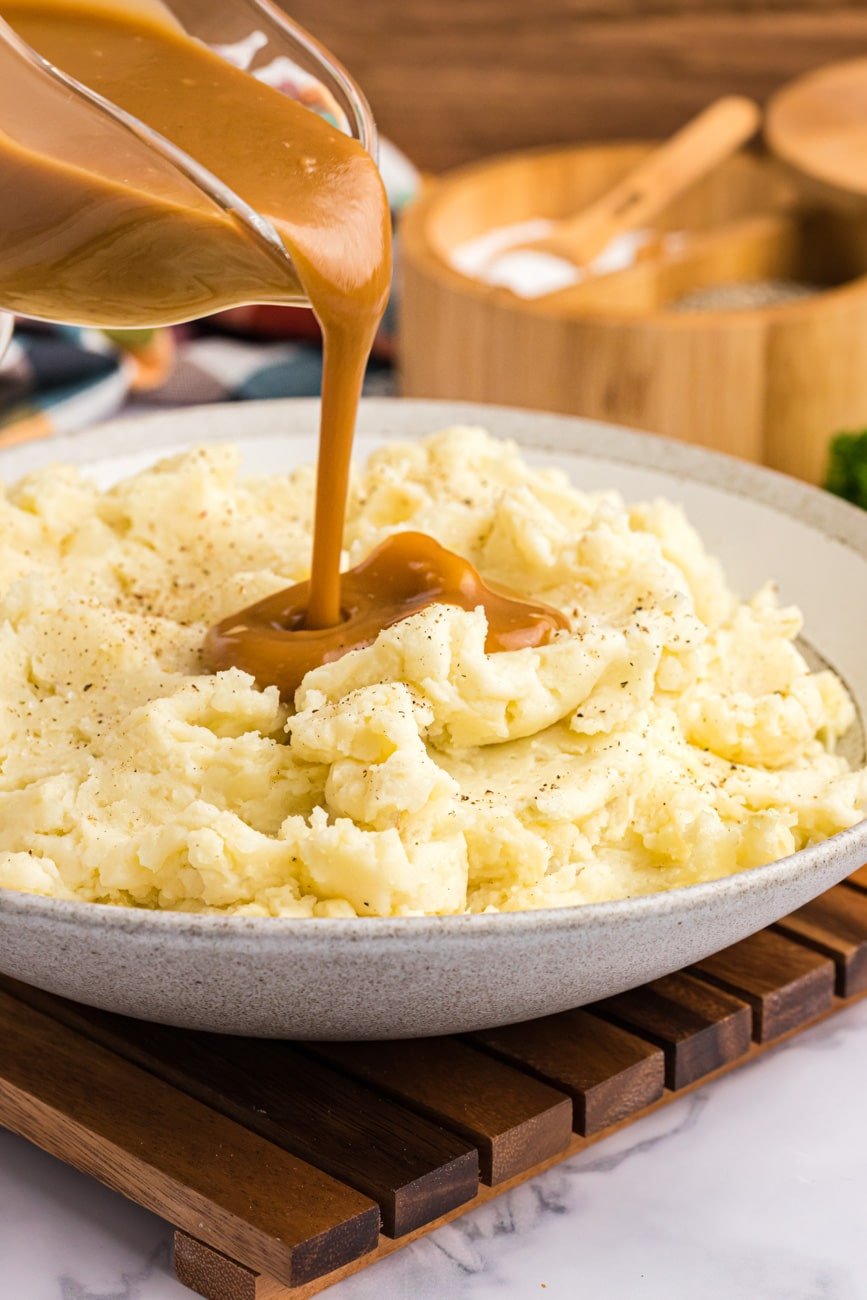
[513,95,762,266]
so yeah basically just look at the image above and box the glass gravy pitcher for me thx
[0,0,380,329]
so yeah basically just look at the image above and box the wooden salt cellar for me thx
[401,124,867,485]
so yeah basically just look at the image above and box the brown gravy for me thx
[4,1,567,681]
[204,530,569,698]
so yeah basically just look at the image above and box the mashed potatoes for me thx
[0,427,863,916]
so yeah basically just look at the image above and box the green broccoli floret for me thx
[826,430,867,509]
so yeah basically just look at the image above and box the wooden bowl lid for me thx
[766,58,867,205]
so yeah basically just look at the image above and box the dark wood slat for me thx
[3,980,478,1237]
[208,1036,478,1237]
[590,972,752,1089]
[845,865,867,893]
[0,988,378,1289]
[8,921,867,1300]
[470,1009,665,1136]
[691,929,834,1042]
[775,885,867,997]
[307,1038,571,1185]
[173,977,867,1300]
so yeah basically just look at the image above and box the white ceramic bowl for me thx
[0,398,865,1039]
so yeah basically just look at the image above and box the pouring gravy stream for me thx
[4,0,567,692]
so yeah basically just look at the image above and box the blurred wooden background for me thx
[282,0,867,171]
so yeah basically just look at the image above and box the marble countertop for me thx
[3,999,865,1300]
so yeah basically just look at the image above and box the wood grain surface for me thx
[471,1008,665,1135]
[591,971,752,1088]
[175,1237,288,1300]
[766,58,867,206]
[279,1,867,170]
[692,929,835,1041]
[172,974,867,1300]
[5,869,867,1300]
[2,982,476,1237]
[0,989,378,1288]
[400,140,867,485]
[846,866,867,893]
[306,1038,571,1184]
[775,885,867,997]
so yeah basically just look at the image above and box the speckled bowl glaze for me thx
[0,398,865,1039]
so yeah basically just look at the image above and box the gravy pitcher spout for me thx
[0,0,380,328]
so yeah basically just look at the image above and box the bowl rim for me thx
[1,820,865,942]
[1,395,865,940]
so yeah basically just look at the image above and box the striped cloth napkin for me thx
[0,313,396,446]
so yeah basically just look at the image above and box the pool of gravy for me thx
[5,1,567,683]
[204,531,570,699]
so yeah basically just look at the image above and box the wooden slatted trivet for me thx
[3,870,867,1299]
